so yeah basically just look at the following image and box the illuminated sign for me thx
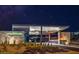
[7,32,23,35]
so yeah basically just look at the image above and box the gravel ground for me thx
[0,44,79,54]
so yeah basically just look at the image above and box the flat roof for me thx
[12,24,69,27]
[12,24,69,31]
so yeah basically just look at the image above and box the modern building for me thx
[12,24,70,45]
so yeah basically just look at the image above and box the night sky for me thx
[0,5,79,31]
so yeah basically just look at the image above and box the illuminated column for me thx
[48,32,51,41]
[66,32,70,45]
[58,31,60,44]
[68,32,70,44]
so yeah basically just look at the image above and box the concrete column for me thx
[68,32,70,44]
[58,31,61,44]
[48,32,51,41]
[40,26,42,44]
[66,32,70,45]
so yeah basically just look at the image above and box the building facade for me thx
[12,24,70,45]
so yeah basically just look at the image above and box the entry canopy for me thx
[29,26,69,32]
[42,26,69,31]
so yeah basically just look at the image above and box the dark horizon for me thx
[0,5,79,31]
